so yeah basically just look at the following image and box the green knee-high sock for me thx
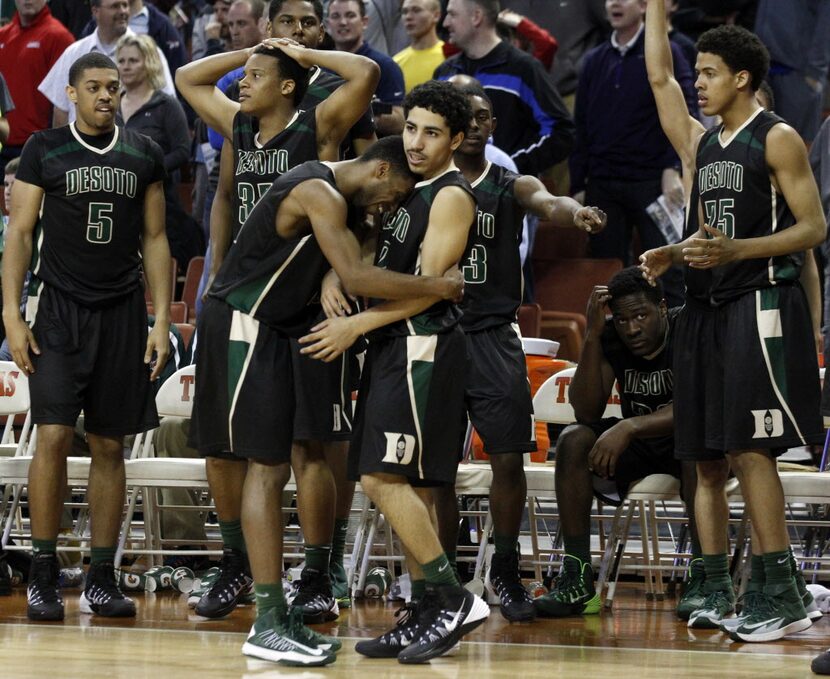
[750,554,765,589]
[563,534,591,565]
[254,583,286,619]
[90,547,116,565]
[32,539,57,556]
[762,550,793,591]
[330,518,349,567]
[422,553,459,587]
[305,544,332,572]
[702,553,732,593]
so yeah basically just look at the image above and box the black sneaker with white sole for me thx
[80,561,136,617]
[355,601,421,658]
[194,547,253,619]
[487,548,535,622]
[27,552,64,621]
[397,584,490,664]
[290,567,339,624]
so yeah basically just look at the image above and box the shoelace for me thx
[740,592,777,623]
[700,589,733,612]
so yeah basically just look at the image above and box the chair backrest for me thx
[0,361,30,416]
[181,256,204,322]
[155,364,196,418]
[533,366,623,423]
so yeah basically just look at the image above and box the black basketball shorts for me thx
[349,327,468,486]
[674,286,823,460]
[29,285,158,437]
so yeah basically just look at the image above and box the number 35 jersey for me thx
[460,161,523,332]
[15,124,165,307]
[694,108,801,305]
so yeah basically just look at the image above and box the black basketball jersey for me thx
[601,307,678,446]
[231,108,318,240]
[209,161,335,336]
[304,66,375,159]
[693,109,801,305]
[15,124,165,307]
[372,168,475,338]
[460,162,523,332]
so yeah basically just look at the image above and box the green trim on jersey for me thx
[225,276,269,314]
[116,141,157,163]
[759,287,787,402]
[42,141,82,162]
[733,129,765,153]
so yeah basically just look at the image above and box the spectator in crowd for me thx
[83,0,188,74]
[364,0,409,57]
[39,0,176,127]
[569,0,696,306]
[191,0,232,60]
[116,34,203,269]
[49,0,93,39]
[0,0,74,168]
[664,0,696,74]
[225,0,267,51]
[435,0,575,177]
[810,117,830,337]
[393,0,445,93]
[495,8,558,70]
[501,0,607,98]
[754,0,830,144]
[327,0,405,135]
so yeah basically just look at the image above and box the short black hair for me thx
[404,80,473,137]
[696,25,769,92]
[757,79,775,112]
[359,135,419,182]
[467,0,500,26]
[454,80,492,111]
[251,44,310,105]
[68,52,118,87]
[269,0,324,22]
[607,266,664,307]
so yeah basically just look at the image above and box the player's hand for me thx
[639,246,673,285]
[574,206,606,234]
[259,37,307,63]
[441,266,464,302]
[588,422,632,478]
[321,269,354,319]
[145,320,170,381]
[683,223,740,269]
[586,285,611,338]
[5,316,39,375]
[298,316,359,362]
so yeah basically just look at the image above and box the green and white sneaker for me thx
[728,584,812,643]
[687,588,735,629]
[329,561,351,610]
[676,559,706,621]
[533,555,600,617]
[793,567,822,621]
[241,608,336,666]
[719,588,765,633]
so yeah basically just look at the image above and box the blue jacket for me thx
[435,40,575,176]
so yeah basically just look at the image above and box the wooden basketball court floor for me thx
[1,586,827,679]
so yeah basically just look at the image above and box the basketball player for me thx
[640,2,826,641]
[190,135,463,665]
[300,81,490,664]
[2,52,171,621]
[430,79,605,623]
[176,35,376,620]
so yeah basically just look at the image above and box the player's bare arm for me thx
[1,179,43,374]
[175,48,251,140]
[513,174,607,233]
[300,185,475,361]
[683,124,825,269]
[205,139,235,297]
[261,39,380,160]
[590,404,674,479]
[645,0,705,170]
[570,285,616,423]
[141,180,172,380]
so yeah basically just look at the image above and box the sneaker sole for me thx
[397,595,490,665]
[688,612,732,629]
[485,575,536,623]
[195,597,239,619]
[730,616,813,643]
[79,592,136,618]
[354,640,406,658]
[809,609,824,621]
[26,605,64,621]
[242,641,336,666]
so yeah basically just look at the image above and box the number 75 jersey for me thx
[15,124,165,307]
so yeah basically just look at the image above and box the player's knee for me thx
[555,424,596,465]
[489,452,524,481]
[248,459,291,488]
[695,459,729,487]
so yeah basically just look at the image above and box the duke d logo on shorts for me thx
[751,409,784,439]
[382,433,416,465]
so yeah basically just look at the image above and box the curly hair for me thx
[607,266,664,307]
[403,80,473,137]
[696,25,769,92]
[250,44,310,106]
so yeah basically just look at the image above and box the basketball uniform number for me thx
[703,198,735,238]
[237,182,272,225]
[463,244,487,284]
[87,202,113,244]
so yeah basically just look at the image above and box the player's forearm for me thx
[340,264,450,301]
[1,229,31,323]
[734,220,826,261]
[209,189,233,277]
[570,337,609,423]
[535,194,581,228]
[142,233,173,323]
[347,297,442,336]
[645,0,673,85]
[624,404,674,440]
[175,49,249,93]
[308,49,379,93]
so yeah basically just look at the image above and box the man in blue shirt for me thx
[327,0,405,135]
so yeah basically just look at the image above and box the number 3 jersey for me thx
[691,108,801,305]
[460,161,523,332]
[15,124,165,308]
